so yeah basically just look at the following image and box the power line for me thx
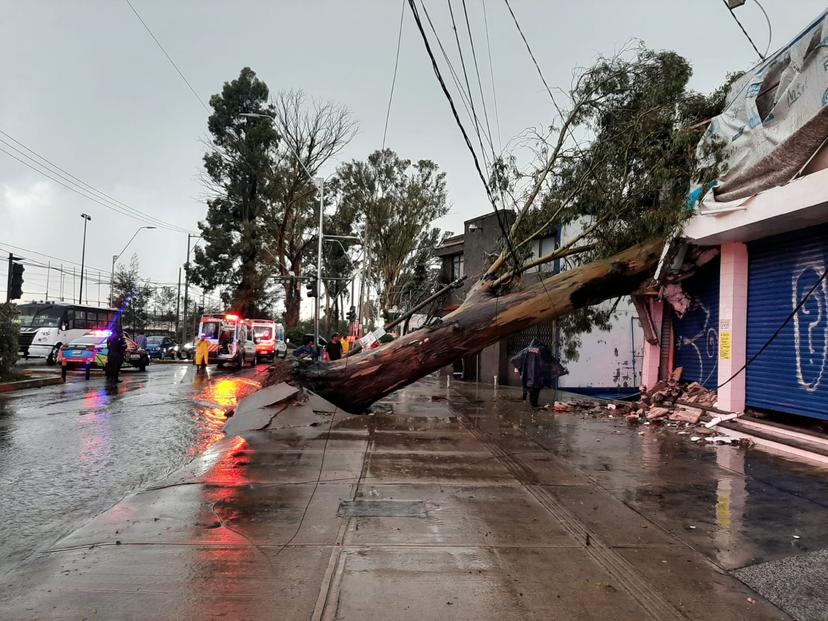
[0,130,193,233]
[753,0,774,58]
[123,0,210,112]
[460,0,497,164]
[481,0,503,153]
[446,0,490,170]
[418,1,495,158]
[721,0,766,61]
[382,0,407,151]
[406,0,521,273]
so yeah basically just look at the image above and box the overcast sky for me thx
[1,0,825,306]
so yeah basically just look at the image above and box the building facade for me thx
[640,9,828,420]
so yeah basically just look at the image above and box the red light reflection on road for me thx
[189,375,261,458]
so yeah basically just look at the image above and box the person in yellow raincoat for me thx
[195,335,210,371]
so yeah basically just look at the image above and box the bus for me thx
[16,302,119,365]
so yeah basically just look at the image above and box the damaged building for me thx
[640,8,828,422]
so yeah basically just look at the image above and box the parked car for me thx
[179,340,195,360]
[57,331,150,380]
[145,335,180,360]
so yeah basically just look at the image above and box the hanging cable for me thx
[419,1,496,159]
[753,0,774,58]
[461,0,497,164]
[481,0,503,153]
[446,0,490,170]
[721,0,766,61]
[0,130,193,233]
[716,267,828,390]
[382,0,407,151]
[124,0,210,111]
[406,0,521,273]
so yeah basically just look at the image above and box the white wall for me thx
[556,222,643,389]
[558,298,643,389]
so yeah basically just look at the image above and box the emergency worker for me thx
[195,335,210,371]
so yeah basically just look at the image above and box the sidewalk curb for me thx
[0,376,63,393]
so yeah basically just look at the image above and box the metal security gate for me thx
[673,258,720,390]
[747,226,828,420]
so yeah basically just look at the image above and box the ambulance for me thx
[245,319,286,361]
[196,313,257,367]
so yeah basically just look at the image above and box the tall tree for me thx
[335,149,449,315]
[191,67,280,317]
[151,286,178,329]
[295,47,731,413]
[263,91,356,327]
[112,256,153,334]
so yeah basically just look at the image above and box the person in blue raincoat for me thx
[510,339,567,407]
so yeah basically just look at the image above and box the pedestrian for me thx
[510,339,567,407]
[135,333,147,349]
[195,334,210,372]
[326,333,343,361]
[292,336,319,362]
[106,327,127,383]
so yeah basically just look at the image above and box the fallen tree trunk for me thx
[296,238,664,413]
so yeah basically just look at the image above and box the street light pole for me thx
[109,226,156,307]
[78,213,91,304]
[314,177,324,347]
[182,233,199,343]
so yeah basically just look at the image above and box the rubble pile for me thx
[633,372,717,423]
[546,368,752,448]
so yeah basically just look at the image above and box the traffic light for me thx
[306,279,318,298]
[8,262,24,300]
[347,306,356,323]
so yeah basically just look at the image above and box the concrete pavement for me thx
[2,376,822,619]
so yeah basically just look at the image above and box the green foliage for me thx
[333,149,449,314]
[112,255,153,334]
[151,286,178,324]
[191,67,280,317]
[0,303,19,380]
[496,47,736,355]
[514,47,734,261]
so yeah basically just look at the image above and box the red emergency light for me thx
[225,313,240,321]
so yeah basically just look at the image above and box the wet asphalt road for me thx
[0,363,263,572]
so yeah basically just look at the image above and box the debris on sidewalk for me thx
[704,413,739,429]
[555,375,754,452]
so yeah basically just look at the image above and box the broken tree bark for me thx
[296,238,664,413]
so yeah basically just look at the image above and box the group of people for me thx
[293,333,346,362]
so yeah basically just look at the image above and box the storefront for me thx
[746,225,828,420]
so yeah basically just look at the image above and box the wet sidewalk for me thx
[2,377,826,620]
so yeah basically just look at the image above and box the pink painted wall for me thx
[716,242,748,413]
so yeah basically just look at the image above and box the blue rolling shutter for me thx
[674,258,720,389]
[747,226,828,420]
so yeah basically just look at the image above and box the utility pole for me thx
[60,264,64,301]
[175,266,181,338]
[45,261,50,301]
[78,213,91,304]
[5,253,11,302]
[183,233,195,342]
[314,177,324,346]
